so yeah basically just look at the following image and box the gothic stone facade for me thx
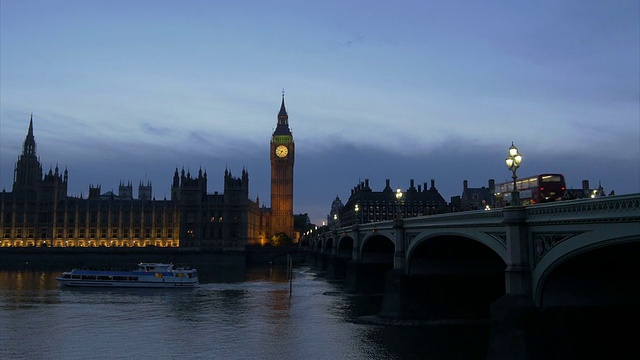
[1,115,274,249]
[336,178,448,227]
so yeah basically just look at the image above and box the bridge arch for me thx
[360,232,394,264]
[534,235,640,308]
[405,233,506,318]
[344,232,394,294]
[323,237,334,255]
[407,230,508,265]
[337,235,354,259]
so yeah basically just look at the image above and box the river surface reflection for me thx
[0,266,488,359]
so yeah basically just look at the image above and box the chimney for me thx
[582,180,590,191]
[463,180,468,190]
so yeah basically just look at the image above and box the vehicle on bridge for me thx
[495,173,566,206]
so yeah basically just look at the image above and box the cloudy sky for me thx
[1,0,639,225]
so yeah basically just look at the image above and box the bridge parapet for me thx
[347,209,505,234]
[403,208,504,229]
[525,194,640,224]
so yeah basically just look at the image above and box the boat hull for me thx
[56,278,198,288]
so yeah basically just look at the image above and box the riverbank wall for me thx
[0,246,308,271]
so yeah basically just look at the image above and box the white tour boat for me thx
[55,263,199,288]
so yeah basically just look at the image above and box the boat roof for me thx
[138,263,173,266]
[138,263,174,269]
[62,263,198,275]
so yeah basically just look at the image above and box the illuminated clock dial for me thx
[276,145,288,158]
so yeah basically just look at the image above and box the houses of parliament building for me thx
[0,96,297,249]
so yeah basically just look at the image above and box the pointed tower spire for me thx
[13,113,42,193]
[23,113,37,156]
[278,89,288,120]
[273,90,292,136]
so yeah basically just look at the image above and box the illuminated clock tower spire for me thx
[270,91,295,240]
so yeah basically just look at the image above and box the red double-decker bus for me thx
[494,173,566,206]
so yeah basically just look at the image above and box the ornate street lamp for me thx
[354,203,360,224]
[505,142,523,206]
[395,187,403,218]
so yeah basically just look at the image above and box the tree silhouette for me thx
[270,232,292,246]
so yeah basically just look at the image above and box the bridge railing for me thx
[525,193,640,224]
[328,193,640,235]
[335,207,506,234]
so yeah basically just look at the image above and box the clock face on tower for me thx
[275,145,288,158]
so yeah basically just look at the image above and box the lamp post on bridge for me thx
[395,187,403,219]
[505,142,523,206]
[354,203,360,225]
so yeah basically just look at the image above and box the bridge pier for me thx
[378,219,413,317]
[487,295,545,360]
[310,251,330,272]
[502,206,531,295]
[344,260,390,294]
[487,206,542,359]
[378,269,412,318]
[325,256,348,279]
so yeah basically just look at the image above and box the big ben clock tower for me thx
[270,93,295,240]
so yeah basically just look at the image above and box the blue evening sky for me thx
[1,0,639,224]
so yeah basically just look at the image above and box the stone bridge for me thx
[307,194,640,357]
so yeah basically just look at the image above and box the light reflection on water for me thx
[0,267,488,360]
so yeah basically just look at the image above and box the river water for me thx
[0,266,489,360]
